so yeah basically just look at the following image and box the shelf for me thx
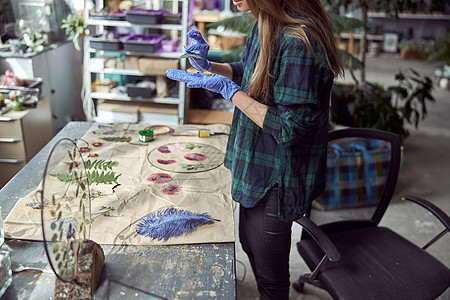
[84,0,190,123]
[90,92,181,104]
[88,19,184,30]
[368,12,450,20]
[90,68,146,76]
[89,48,182,58]
[340,33,384,41]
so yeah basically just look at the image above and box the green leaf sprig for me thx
[179,48,212,75]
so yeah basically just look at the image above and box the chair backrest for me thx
[305,127,402,235]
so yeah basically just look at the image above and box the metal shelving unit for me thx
[82,0,190,123]
[368,12,450,20]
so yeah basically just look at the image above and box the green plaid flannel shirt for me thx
[224,23,334,221]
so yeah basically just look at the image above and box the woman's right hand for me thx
[167,69,240,102]
[185,30,212,72]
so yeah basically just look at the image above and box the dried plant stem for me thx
[180,52,212,75]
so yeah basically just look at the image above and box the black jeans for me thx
[239,186,293,300]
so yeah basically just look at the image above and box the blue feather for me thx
[136,207,220,241]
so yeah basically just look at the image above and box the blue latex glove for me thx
[185,30,212,72]
[167,69,240,102]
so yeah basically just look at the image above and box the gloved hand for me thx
[185,30,212,72]
[167,69,240,102]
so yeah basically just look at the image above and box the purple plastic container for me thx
[125,9,163,24]
[90,33,127,51]
[161,39,179,52]
[121,34,166,52]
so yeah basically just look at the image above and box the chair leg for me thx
[292,273,323,292]
[292,276,305,292]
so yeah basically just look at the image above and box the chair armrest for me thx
[401,195,450,232]
[296,217,341,262]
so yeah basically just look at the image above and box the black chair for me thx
[293,127,450,300]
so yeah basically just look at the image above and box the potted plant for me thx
[426,32,450,89]
[398,39,430,60]
[427,32,450,65]
[61,11,87,51]
[331,68,434,140]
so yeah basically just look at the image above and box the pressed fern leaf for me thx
[87,170,121,185]
[49,172,77,183]
[50,170,121,185]
[100,136,132,142]
[84,159,119,171]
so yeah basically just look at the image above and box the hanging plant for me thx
[61,11,87,51]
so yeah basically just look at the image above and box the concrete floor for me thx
[233,56,450,299]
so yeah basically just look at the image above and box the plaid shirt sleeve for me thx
[263,34,333,146]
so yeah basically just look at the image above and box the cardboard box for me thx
[139,103,178,115]
[139,102,178,125]
[207,34,245,51]
[96,100,140,123]
[97,100,140,113]
[186,109,233,126]
[124,56,139,70]
[138,58,178,75]
[104,57,124,69]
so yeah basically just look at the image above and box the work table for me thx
[0,121,236,299]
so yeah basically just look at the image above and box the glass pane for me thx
[41,138,91,282]
[0,250,12,297]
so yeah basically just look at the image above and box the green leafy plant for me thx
[61,11,87,51]
[399,39,429,53]
[206,12,256,62]
[19,28,49,53]
[100,136,132,142]
[398,39,431,60]
[332,68,434,140]
[426,32,450,66]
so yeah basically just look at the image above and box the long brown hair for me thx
[246,0,343,102]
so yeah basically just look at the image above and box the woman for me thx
[167,0,342,298]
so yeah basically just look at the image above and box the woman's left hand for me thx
[166,69,241,102]
[185,30,212,72]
